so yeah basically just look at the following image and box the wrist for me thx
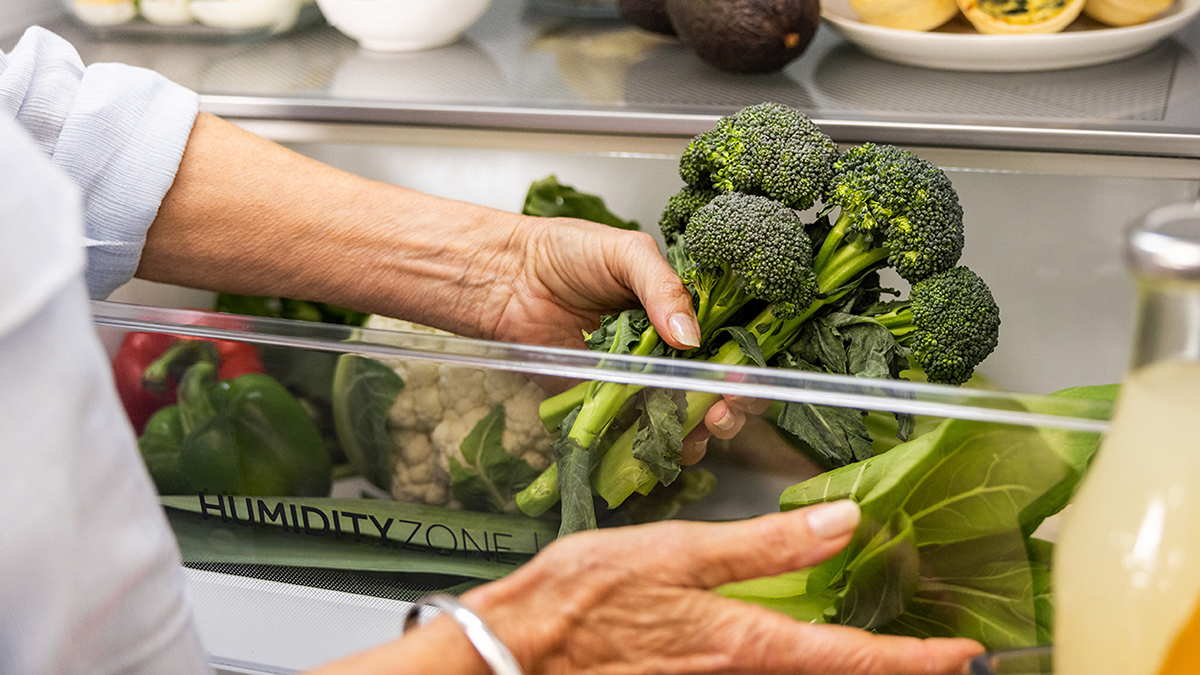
[311,187,527,339]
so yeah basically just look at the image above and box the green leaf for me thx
[631,389,687,486]
[883,531,1041,651]
[521,175,639,230]
[586,309,652,355]
[829,314,908,381]
[553,408,597,537]
[449,405,541,514]
[836,511,919,630]
[331,354,405,492]
[775,401,875,468]
[716,325,766,367]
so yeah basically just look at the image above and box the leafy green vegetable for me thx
[836,511,918,630]
[631,389,687,485]
[449,405,541,514]
[585,309,655,355]
[331,354,405,492]
[552,408,596,537]
[720,384,1118,652]
[775,401,875,469]
[522,175,639,230]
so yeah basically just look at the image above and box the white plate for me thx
[821,0,1200,71]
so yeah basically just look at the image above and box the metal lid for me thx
[1127,201,1200,281]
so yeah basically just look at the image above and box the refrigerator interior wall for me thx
[112,138,1200,395]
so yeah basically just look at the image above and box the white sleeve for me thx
[0,25,200,299]
[0,113,211,675]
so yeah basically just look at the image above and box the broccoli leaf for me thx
[774,401,875,469]
[631,389,687,486]
[715,326,766,367]
[522,175,639,231]
[553,408,597,537]
[449,405,541,514]
[586,309,653,355]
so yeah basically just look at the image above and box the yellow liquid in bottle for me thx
[1055,360,1200,675]
[1158,600,1200,674]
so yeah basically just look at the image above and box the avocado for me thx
[666,0,820,74]
[618,0,676,35]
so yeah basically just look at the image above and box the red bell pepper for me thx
[112,328,265,433]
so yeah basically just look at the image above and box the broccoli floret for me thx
[679,103,839,211]
[814,143,964,289]
[683,192,819,327]
[869,266,1001,385]
[659,184,719,243]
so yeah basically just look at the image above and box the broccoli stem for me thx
[870,304,917,340]
[814,240,891,292]
[812,210,853,273]
[539,382,588,432]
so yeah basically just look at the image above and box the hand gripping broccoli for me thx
[522,193,821,529]
[868,266,1001,386]
[679,102,840,210]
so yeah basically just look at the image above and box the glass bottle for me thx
[1055,201,1200,675]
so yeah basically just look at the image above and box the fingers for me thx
[681,426,709,465]
[647,502,862,589]
[774,624,985,675]
[608,230,700,350]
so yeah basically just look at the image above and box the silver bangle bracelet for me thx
[401,594,524,675]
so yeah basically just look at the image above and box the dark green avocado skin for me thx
[618,0,677,35]
[666,0,820,74]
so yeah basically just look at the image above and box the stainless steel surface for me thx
[9,0,1200,157]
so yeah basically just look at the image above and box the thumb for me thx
[614,233,700,350]
[649,501,862,589]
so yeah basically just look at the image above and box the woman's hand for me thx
[472,215,701,351]
[135,112,755,451]
[313,502,983,675]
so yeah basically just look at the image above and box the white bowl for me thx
[315,0,493,52]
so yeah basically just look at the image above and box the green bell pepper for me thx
[139,361,333,497]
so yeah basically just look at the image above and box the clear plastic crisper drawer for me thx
[90,299,1112,673]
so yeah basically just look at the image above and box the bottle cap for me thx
[1128,201,1200,281]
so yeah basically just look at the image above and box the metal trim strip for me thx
[200,95,1200,159]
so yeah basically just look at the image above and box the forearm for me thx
[306,616,492,675]
[137,113,523,338]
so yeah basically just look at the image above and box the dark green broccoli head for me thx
[679,103,839,211]
[659,184,719,242]
[683,192,818,319]
[830,143,965,282]
[906,266,1000,385]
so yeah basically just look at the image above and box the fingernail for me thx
[806,500,861,539]
[668,313,701,349]
[711,410,736,433]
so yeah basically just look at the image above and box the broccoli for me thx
[521,192,820,527]
[516,104,999,536]
[679,103,840,211]
[659,184,719,244]
[813,143,965,289]
[565,192,819,450]
[868,266,1001,385]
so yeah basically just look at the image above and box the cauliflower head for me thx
[366,316,554,510]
